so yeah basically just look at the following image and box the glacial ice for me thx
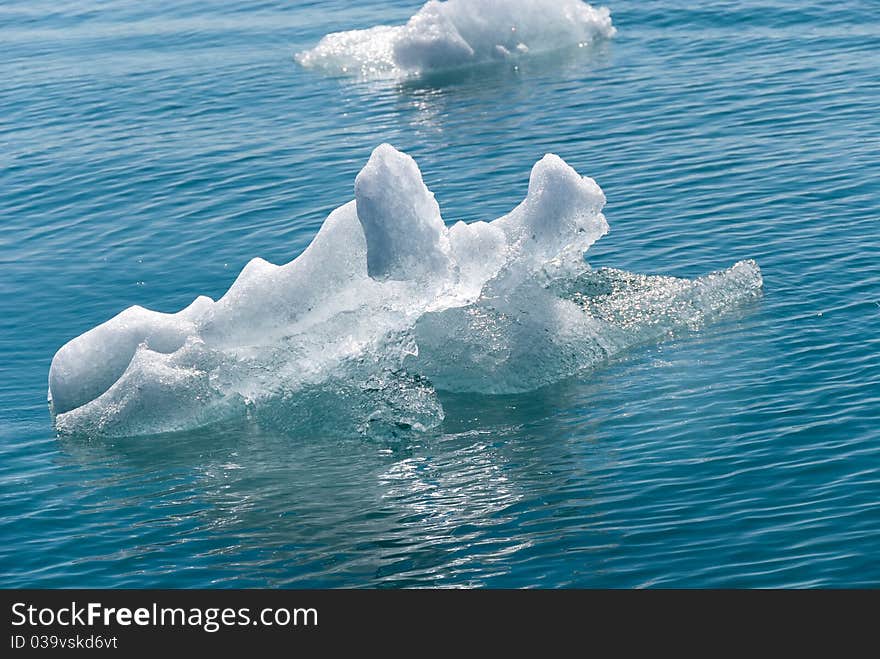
[295,0,616,77]
[49,144,762,437]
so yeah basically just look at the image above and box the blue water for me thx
[2,0,878,587]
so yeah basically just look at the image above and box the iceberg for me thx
[49,145,762,437]
[296,0,616,77]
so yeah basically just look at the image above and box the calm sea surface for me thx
[1,0,878,587]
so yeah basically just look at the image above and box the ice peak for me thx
[354,144,451,281]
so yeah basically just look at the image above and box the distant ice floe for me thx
[295,0,616,77]
[49,145,762,437]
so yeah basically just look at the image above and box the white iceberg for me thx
[296,0,616,77]
[49,144,762,437]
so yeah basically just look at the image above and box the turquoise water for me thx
[2,0,878,587]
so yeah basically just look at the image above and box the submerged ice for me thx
[49,145,762,437]
[295,0,616,77]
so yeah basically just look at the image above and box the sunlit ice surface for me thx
[48,144,760,438]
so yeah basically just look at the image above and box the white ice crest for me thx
[296,0,616,77]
